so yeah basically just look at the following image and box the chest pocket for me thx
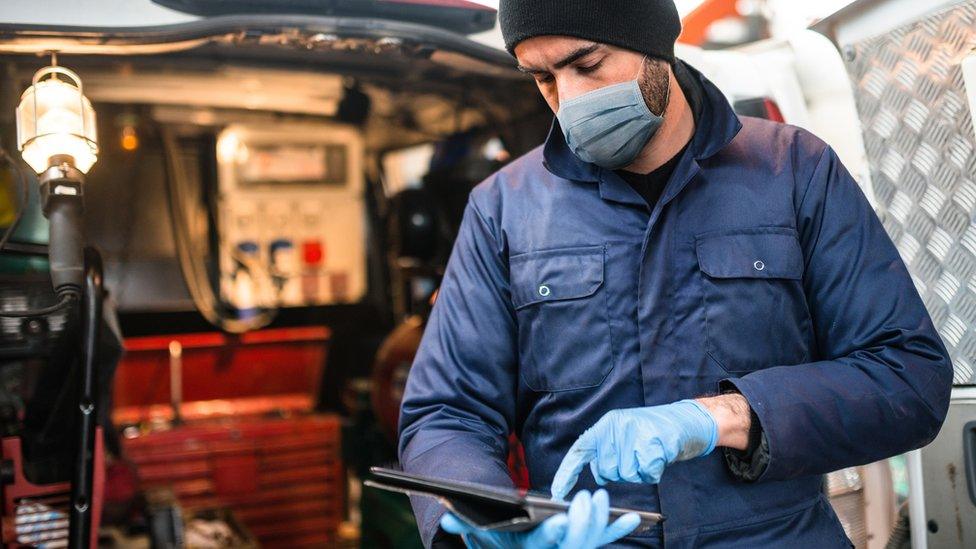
[510,245,613,392]
[695,227,812,374]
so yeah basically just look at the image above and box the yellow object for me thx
[0,169,15,227]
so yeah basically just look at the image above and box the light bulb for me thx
[16,66,99,174]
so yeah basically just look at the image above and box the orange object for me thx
[120,126,139,151]
[678,0,740,46]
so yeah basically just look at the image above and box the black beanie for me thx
[499,0,681,62]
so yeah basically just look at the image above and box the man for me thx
[398,0,953,547]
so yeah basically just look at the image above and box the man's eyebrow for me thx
[516,43,603,74]
[554,43,602,69]
[516,64,547,75]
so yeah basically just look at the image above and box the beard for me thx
[639,59,672,116]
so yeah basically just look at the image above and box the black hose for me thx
[159,126,275,333]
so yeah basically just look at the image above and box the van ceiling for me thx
[0,36,547,153]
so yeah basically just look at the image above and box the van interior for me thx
[0,9,551,547]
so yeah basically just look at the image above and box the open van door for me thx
[816,1,976,547]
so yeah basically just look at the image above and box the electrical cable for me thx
[160,126,276,334]
[0,147,31,252]
[0,294,76,318]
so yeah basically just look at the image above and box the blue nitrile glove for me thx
[439,488,640,548]
[551,400,719,501]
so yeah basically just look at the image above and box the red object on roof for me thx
[678,0,740,46]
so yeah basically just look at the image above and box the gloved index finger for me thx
[563,490,593,546]
[586,489,610,547]
[550,431,597,501]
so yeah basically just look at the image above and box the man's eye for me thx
[535,74,555,84]
[577,61,603,74]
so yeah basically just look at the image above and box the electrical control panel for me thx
[216,123,366,310]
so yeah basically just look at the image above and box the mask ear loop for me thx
[635,55,647,79]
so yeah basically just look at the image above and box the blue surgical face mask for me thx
[556,57,667,170]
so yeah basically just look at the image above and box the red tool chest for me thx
[114,327,343,548]
[123,415,343,547]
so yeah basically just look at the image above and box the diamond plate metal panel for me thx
[845,1,976,385]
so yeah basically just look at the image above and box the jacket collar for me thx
[541,60,742,203]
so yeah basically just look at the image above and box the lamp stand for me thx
[66,248,102,549]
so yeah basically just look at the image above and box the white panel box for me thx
[216,123,367,309]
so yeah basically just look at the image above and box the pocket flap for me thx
[696,228,803,280]
[510,246,605,309]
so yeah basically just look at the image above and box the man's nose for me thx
[555,76,590,109]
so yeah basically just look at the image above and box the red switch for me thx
[302,240,325,266]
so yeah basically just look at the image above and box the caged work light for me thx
[16,63,98,175]
[14,58,98,300]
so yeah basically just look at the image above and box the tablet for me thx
[365,467,664,534]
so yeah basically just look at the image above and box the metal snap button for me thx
[754,260,765,271]
[538,285,551,297]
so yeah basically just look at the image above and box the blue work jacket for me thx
[398,62,952,547]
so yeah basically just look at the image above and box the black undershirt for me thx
[615,146,686,209]
[614,61,703,210]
